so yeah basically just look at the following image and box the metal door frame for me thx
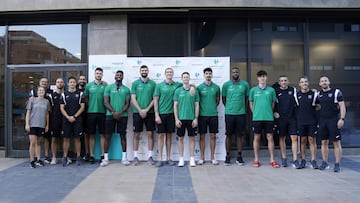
[5,63,87,157]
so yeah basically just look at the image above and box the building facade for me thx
[1,1,360,157]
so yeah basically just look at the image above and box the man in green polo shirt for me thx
[174,72,200,167]
[153,67,182,167]
[222,67,249,166]
[84,67,107,164]
[102,70,131,166]
[249,70,279,168]
[131,65,156,166]
[197,67,221,165]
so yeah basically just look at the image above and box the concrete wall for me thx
[89,15,127,55]
[1,0,360,13]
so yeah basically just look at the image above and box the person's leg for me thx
[253,133,260,162]
[29,135,36,162]
[209,133,216,161]
[290,135,298,161]
[321,139,329,162]
[157,133,164,161]
[51,137,58,163]
[308,136,317,161]
[62,137,70,166]
[165,133,172,161]
[74,137,81,165]
[279,136,286,159]
[333,140,342,164]
[267,133,276,163]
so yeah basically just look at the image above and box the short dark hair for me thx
[257,70,267,77]
[95,67,103,72]
[116,70,124,75]
[203,67,212,73]
[299,76,308,81]
[68,76,77,82]
[279,74,288,78]
[181,72,190,77]
[140,65,148,70]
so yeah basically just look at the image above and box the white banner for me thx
[89,55,229,161]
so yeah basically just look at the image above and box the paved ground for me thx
[0,149,360,203]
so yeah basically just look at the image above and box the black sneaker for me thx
[44,156,51,164]
[29,161,36,168]
[299,159,306,169]
[224,156,231,166]
[83,153,90,162]
[36,160,44,167]
[319,161,330,170]
[62,157,68,167]
[89,156,95,164]
[292,160,300,169]
[281,158,288,167]
[236,156,245,166]
[334,163,340,172]
[310,160,319,169]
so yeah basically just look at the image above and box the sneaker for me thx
[310,160,319,169]
[292,160,300,169]
[224,156,231,166]
[133,157,140,166]
[319,161,330,170]
[100,159,109,167]
[281,158,288,167]
[197,159,204,165]
[148,156,155,165]
[62,157,69,167]
[44,156,51,164]
[189,157,196,167]
[121,159,131,166]
[167,159,175,166]
[50,157,57,165]
[299,159,306,169]
[178,157,185,167]
[76,156,82,166]
[155,161,163,167]
[334,163,340,172]
[89,156,95,164]
[236,156,245,166]
[67,158,72,165]
[36,160,44,167]
[212,160,219,165]
[29,161,36,168]
[83,153,90,162]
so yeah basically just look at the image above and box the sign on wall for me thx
[89,55,230,161]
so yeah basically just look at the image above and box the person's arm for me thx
[75,103,85,118]
[174,101,181,128]
[45,111,50,133]
[25,109,31,132]
[192,101,199,128]
[249,101,254,112]
[153,96,161,124]
[60,104,75,123]
[104,96,114,113]
[337,101,346,129]
[222,96,226,106]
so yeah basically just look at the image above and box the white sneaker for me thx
[50,157,57,165]
[197,159,204,165]
[190,157,196,167]
[100,159,109,167]
[178,157,185,167]
[121,159,130,166]
[212,160,219,165]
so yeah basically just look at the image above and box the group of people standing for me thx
[24,65,346,173]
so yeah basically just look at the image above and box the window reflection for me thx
[8,24,82,64]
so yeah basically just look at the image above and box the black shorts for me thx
[133,113,156,132]
[318,117,341,141]
[87,113,106,134]
[225,114,245,137]
[276,117,297,136]
[81,112,88,134]
[177,120,197,137]
[29,127,45,137]
[198,116,219,134]
[62,117,83,138]
[298,124,317,137]
[105,116,128,136]
[156,113,175,134]
[50,118,62,137]
[252,121,274,134]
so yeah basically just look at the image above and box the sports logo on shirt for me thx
[328,93,333,98]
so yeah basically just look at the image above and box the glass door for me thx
[6,64,87,157]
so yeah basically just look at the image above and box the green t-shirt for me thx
[197,82,220,116]
[249,86,277,121]
[154,81,182,114]
[84,81,107,113]
[173,87,200,120]
[104,83,130,117]
[131,78,156,113]
[222,80,249,115]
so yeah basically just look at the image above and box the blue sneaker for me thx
[299,159,306,169]
[319,161,330,170]
[334,163,340,172]
[292,160,300,169]
[281,158,288,167]
[310,160,319,169]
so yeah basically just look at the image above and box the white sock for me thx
[104,153,108,161]
[134,151,138,158]
[122,152,127,160]
[148,150,153,158]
